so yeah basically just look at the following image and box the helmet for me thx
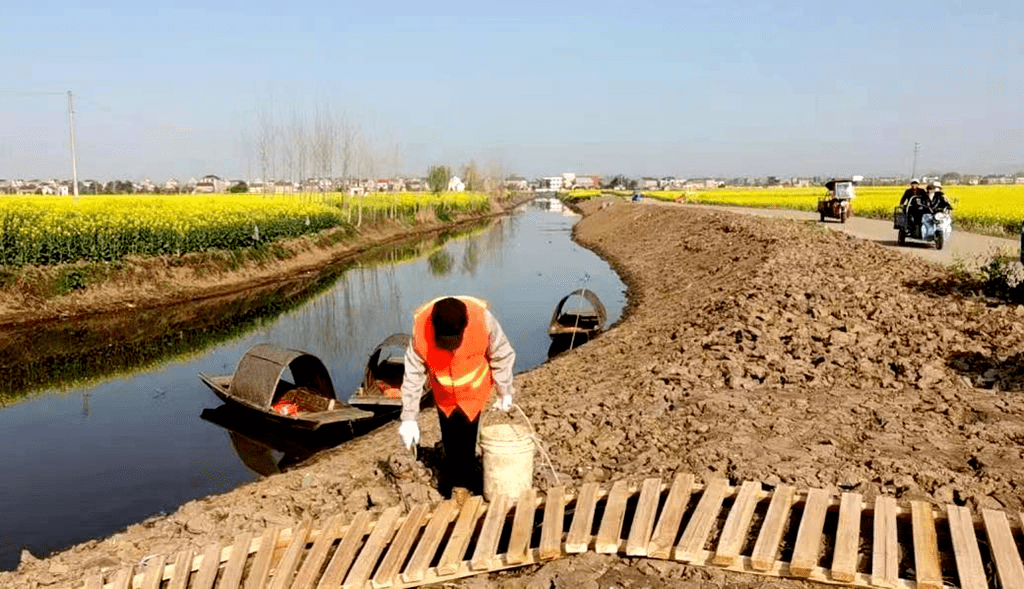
[910,178,920,184]
[933,181,942,188]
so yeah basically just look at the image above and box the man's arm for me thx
[400,341,428,422]
[485,310,516,398]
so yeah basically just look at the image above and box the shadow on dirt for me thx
[946,351,1024,393]
[872,238,937,249]
[906,275,1024,304]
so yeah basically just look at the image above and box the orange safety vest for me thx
[413,296,495,421]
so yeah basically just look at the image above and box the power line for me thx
[0,90,66,97]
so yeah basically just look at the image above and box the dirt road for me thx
[675,202,1021,268]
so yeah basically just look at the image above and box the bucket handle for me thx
[480,403,561,486]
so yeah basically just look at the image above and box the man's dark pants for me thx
[437,406,481,497]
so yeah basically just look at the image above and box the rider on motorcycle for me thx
[900,179,930,229]
[927,181,952,213]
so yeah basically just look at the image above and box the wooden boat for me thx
[348,333,432,411]
[548,288,607,340]
[199,343,375,430]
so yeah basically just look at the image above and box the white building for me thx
[541,176,564,190]
[448,176,466,192]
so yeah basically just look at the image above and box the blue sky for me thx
[1,0,1022,181]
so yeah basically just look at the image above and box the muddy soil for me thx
[5,198,1024,588]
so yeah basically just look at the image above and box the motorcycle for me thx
[893,195,953,250]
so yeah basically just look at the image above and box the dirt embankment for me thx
[0,201,516,329]
[6,199,1024,588]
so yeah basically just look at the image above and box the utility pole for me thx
[911,142,920,180]
[67,90,80,201]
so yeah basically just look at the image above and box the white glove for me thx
[398,420,420,449]
[493,393,513,412]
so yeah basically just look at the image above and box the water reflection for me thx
[0,220,493,406]
[199,404,393,476]
[548,333,593,358]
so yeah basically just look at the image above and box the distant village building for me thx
[193,175,230,193]
[541,177,563,191]
[503,176,529,192]
[448,176,466,192]
[573,175,595,189]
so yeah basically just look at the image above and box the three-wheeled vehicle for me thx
[893,195,953,250]
[817,176,861,223]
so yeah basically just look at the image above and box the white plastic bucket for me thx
[479,422,535,502]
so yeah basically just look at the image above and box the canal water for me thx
[0,199,626,571]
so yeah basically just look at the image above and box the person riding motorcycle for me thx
[900,179,930,229]
[927,181,952,214]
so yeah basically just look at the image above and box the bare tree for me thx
[255,102,276,187]
[312,104,336,194]
[288,110,309,190]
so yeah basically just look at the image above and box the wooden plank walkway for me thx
[78,472,1024,589]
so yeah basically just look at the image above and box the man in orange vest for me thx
[398,296,516,498]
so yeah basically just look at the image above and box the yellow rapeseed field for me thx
[0,192,490,266]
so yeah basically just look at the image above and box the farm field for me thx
[0,191,491,267]
[569,185,1024,236]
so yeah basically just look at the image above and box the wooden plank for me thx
[436,495,485,575]
[945,505,987,589]
[830,492,862,582]
[539,486,566,560]
[342,506,402,589]
[268,521,312,589]
[626,477,662,556]
[871,496,899,588]
[790,487,830,577]
[910,501,943,589]
[220,531,254,589]
[713,480,761,566]
[750,484,795,571]
[140,553,167,589]
[564,482,600,553]
[293,515,345,589]
[167,548,195,589]
[372,504,430,588]
[595,480,631,554]
[674,478,728,562]
[191,542,224,589]
[109,567,132,589]
[400,501,458,583]
[318,511,371,589]
[982,508,1024,589]
[245,527,281,589]
[648,473,695,559]
[470,494,511,571]
[506,488,538,565]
